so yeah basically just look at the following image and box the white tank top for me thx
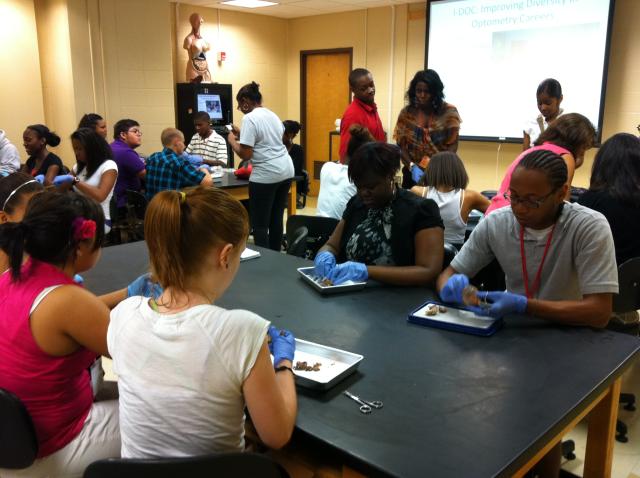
[424,188,467,244]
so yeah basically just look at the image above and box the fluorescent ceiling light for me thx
[220,0,278,8]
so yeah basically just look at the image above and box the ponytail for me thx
[26,124,61,147]
[145,187,249,297]
[236,81,262,104]
[0,222,28,278]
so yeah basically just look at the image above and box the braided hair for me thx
[516,148,568,191]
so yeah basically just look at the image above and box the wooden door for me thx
[302,50,352,196]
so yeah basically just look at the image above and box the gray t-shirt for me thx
[240,107,294,184]
[451,202,618,300]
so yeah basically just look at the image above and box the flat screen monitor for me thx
[196,94,224,121]
[425,0,616,142]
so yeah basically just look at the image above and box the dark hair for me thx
[0,172,43,214]
[348,68,371,87]
[346,125,375,160]
[113,119,140,140]
[71,128,113,178]
[26,124,61,147]
[534,113,596,158]
[193,111,211,123]
[589,133,640,206]
[78,113,104,130]
[0,191,104,281]
[145,187,248,299]
[422,152,469,190]
[348,143,400,183]
[236,82,262,104]
[515,148,568,191]
[537,78,563,99]
[283,120,301,136]
[406,69,445,113]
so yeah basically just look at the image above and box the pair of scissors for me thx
[343,391,384,414]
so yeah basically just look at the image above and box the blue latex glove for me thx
[411,164,425,183]
[127,273,163,299]
[73,274,84,285]
[439,274,470,304]
[469,291,528,319]
[314,251,336,279]
[183,153,203,166]
[327,261,368,285]
[53,174,75,186]
[34,174,45,184]
[268,325,295,367]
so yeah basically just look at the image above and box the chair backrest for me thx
[443,242,458,270]
[0,388,38,469]
[287,226,309,258]
[285,215,338,260]
[480,190,497,201]
[84,452,290,478]
[614,257,640,313]
[125,190,148,220]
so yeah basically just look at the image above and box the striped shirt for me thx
[186,131,228,165]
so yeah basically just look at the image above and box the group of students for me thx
[1,66,639,478]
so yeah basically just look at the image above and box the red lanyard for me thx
[519,224,555,299]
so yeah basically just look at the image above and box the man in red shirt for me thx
[338,68,386,162]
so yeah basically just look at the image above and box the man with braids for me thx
[436,148,618,476]
[437,148,617,327]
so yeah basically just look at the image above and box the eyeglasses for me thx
[128,128,142,135]
[503,190,555,209]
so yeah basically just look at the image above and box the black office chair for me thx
[287,225,309,258]
[608,257,640,443]
[285,215,339,260]
[443,242,458,270]
[296,170,309,209]
[112,190,147,245]
[0,388,38,469]
[83,452,290,478]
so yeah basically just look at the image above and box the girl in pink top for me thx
[486,113,595,215]
[0,191,120,477]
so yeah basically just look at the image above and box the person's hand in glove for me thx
[35,174,45,184]
[127,273,163,299]
[184,154,203,166]
[469,291,528,319]
[268,325,295,367]
[411,164,425,184]
[313,251,336,279]
[327,261,368,285]
[53,174,75,186]
[439,273,470,304]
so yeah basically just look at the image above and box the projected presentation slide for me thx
[197,94,224,120]
[427,0,613,140]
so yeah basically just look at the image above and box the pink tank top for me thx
[485,143,571,215]
[0,259,96,457]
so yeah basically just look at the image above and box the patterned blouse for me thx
[393,102,462,168]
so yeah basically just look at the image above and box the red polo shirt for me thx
[339,98,385,162]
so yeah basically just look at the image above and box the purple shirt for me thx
[110,139,145,208]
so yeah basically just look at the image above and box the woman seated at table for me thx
[0,191,120,477]
[486,113,595,215]
[578,133,640,266]
[314,142,444,286]
[20,124,64,187]
[410,151,489,248]
[108,187,297,457]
